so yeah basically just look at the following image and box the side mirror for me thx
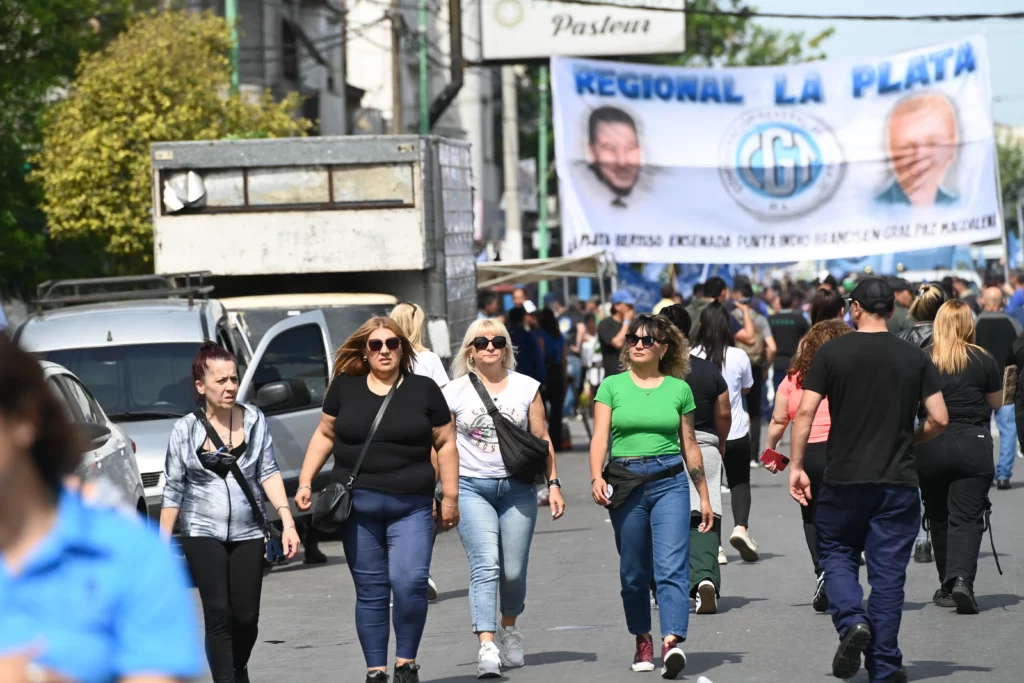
[256,381,295,411]
[79,422,112,450]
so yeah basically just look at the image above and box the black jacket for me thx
[898,322,934,349]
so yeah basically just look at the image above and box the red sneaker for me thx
[660,640,686,679]
[631,637,654,672]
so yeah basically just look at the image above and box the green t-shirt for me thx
[595,373,696,457]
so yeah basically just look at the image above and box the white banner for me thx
[480,0,684,61]
[552,35,1001,264]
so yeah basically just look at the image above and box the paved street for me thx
[201,422,1024,682]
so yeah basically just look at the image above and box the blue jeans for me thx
[342,489,435,668]
[457,476,538,633]
[995,404,1017,480]
[608,454,691,640]
[816,485,920,683]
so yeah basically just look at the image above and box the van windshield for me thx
[239,305,392,348]
[43,343,202,420]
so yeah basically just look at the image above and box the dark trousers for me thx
[747,366,765,461]
[690,515,722,595]
[343,488,435,668]
[816,485,920,682]
[724,436,752,527]
[180,537,265,683]
[801,441,827,576]
[916,425,994,587]
[543,364,565,451]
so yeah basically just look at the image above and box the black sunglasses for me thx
[471,336,508,350]
[626,334,659,348]
[368,337,402,353]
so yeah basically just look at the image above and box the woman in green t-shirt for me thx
[589,314,714,679]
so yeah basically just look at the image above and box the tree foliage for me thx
[0,0,136,298]
[32,10,310,273]
[998,132,1024,237]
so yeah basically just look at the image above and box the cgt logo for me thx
[719,109,845,220]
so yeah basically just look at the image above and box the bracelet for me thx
[276,505,290,512]
[297,485,311,492]
[283,524,296,531]
[442,502,459,509]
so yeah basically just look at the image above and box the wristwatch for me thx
[547,478,561,489]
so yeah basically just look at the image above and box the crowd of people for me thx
[2,269,1021,683]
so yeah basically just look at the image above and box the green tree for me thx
[0,0,137,298]
[32,10,310,273]
[999,132,1024,239]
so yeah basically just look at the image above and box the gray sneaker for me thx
[476,641,502,679]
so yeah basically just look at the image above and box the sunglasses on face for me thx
[471,336,508,350]
[368,337,401,353]
[626,334,659,348]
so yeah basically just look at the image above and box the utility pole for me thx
[501,66,522,262]
[537,65,550,300]
[226,0,239,94]
[391,0,403,134]
[418,0,429,135]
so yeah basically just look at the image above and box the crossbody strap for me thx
[346,378,400,485]
[468,372,501,418]
[193,409,269,537]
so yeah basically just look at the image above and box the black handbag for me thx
[193,410,270,538]
[311,379,398,533]
[468,373,549,484]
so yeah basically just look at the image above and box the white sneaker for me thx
[477,641,502,678]
[427,576,438,601]
[729,526,760,562]
[720,484,730,495]
[695,580,718,615]
[718,546,728,565]
[498,626,525,668]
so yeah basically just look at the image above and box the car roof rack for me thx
[35,272,215,313]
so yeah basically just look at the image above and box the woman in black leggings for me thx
[765,320,850,613]
[916,300,1002,614]
[692,303,759,562]
[161,343,301,683]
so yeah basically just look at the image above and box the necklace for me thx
[208,406,234,450]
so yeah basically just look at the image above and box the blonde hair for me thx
[451,318,517,379]
[618,314,691,379]
[909,283,947,323]
[332,317,416,377]
[390,302,427,352]
[931,300,986,375]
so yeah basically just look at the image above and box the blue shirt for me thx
[509,326,546,384]
[0,490,202,683]
[1008,288,1024,315]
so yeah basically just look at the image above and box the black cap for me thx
[850,277,895,315]
[886,277,911,293]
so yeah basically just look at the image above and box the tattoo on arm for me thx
[689,466,705,487]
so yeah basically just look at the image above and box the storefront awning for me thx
[476,253,613,289]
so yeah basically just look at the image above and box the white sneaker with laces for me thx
[718,546,728,565]
[477,641,502,678]
[498,626,525,668]
[695,580,718,615]
[729,526,760,562]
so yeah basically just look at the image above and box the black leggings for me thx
[724,435,752,528]
[181,537,265,682]
[800,441,827,576]
[916,425,994,587]
[543,364,565,451]
[748,366,765,462]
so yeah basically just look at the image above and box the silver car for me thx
[42,361,146,513]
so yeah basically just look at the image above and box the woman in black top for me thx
[916,301,1002,614]
[296,317,460,683]
[662,305,731,614]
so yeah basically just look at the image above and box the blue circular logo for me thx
[720,109,845,220]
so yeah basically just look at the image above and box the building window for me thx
[282,19,299,81]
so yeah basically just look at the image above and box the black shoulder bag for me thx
[468,373,549,484]
[193,410,269,538]
[311,379,398,533]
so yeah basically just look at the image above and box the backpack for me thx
[731,308,766,367]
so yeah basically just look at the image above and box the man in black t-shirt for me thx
[768,291,810,394]
[790,278,948,683]
[597,290,635,379]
